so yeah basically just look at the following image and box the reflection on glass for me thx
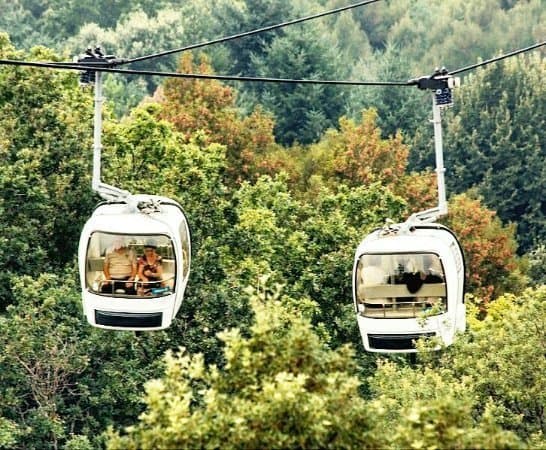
[85,232,177,298]
[356,253,446,318]
[179,221,190,278]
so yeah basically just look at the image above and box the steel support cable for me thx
[119,0,383,66]
[449,40,545,75]
[0,59,410,86]
[2,41,543,86]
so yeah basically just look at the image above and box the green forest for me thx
[0,0,545,448]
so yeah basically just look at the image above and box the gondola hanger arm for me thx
[405,69,461,227]
[78,48,131,202]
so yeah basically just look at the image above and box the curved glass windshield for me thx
[85,232,176,298]
[356,253,446,318]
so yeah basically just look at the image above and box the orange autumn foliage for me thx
[443,193,519,302]
[155,68,521,303]
[394,171,438,214]
[154,53,276,182]
[330,110,409,187]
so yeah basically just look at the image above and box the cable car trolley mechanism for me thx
[77,49,191,330]
[353,70,465,353]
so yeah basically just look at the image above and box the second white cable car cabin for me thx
[79,195,191,330]
[353,222,465,352]
[353,72,466,353]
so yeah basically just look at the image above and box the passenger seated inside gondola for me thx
[393,256,424,293]
[392,255,444,294]
[137,240,165,296]
[101,237,137,295]
[356,253,447,318]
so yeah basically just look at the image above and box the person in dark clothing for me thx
[137,240,164,296]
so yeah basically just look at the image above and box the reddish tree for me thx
[443,193,520,302]
[155,53,276,182]
[393,171,438,214]
[331,110,409,187]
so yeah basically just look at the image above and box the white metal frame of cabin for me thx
[79,195,191,330]
[353,224,465,352]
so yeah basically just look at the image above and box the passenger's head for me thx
[144,239,158,255]
[405,256,424,273]
[111,237,126,251]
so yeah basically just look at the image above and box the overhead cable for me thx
[450,40,545,75]
[120,0,382,66]
[0,59,409,86]
[1,41,543,87]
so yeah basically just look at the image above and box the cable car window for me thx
[85,232,176,298]
[356,253,446,318]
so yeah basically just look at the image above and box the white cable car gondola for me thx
[76,61,191,330]
[353,222,465,352]
[79,195,191,330]
[353,74,465,353]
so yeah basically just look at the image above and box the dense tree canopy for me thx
[0,35,95,307]
[108,291,382,450]
[155,53,277,183]
[109,284,546,449]
[0,2,544,447]
[249,22,349,145]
